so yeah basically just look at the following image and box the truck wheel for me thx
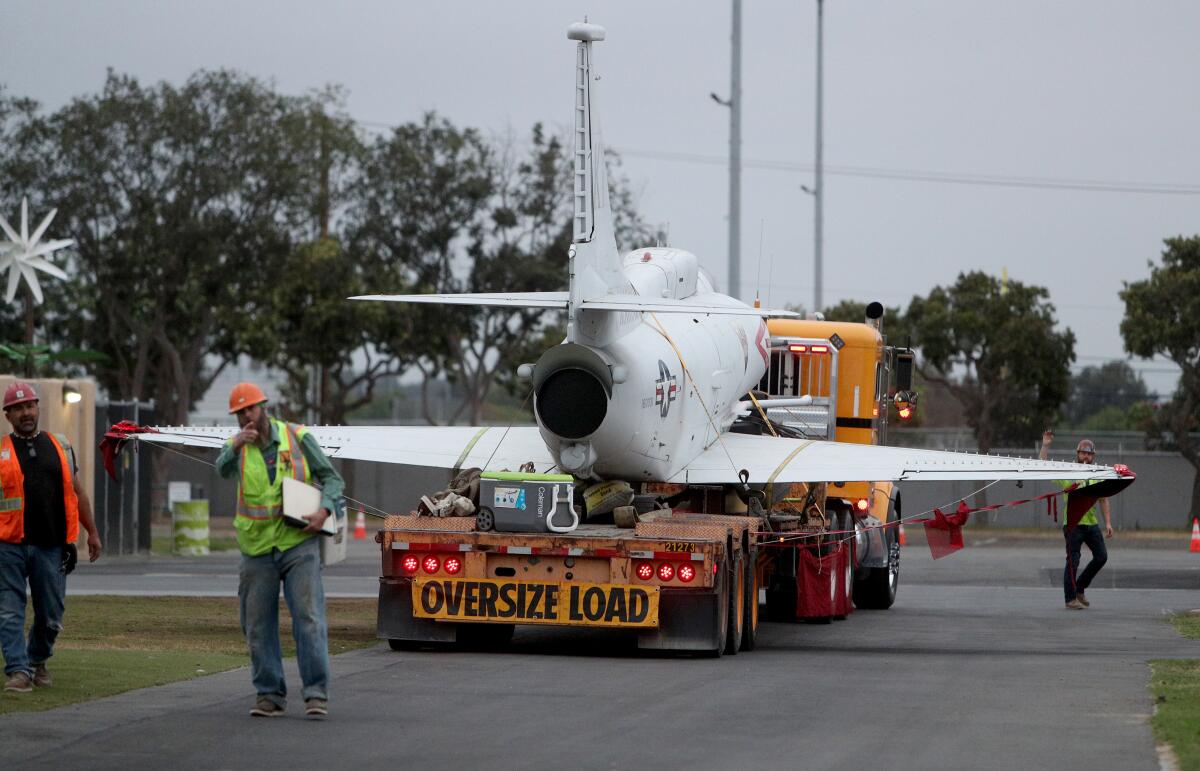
[739,543,759,651]
[724,551,743,655]
[455,623,515,650]
[853,535,899,609]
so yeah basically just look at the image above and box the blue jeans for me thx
[1064,524,1108,603]
[0,542,65,676]
[238,537,329,705]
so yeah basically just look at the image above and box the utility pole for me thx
[813,0,825,313]
[712,0,743,299]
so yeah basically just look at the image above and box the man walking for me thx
[216,382,344,719]
[1040,431,1112,610]
[1,381,102,693]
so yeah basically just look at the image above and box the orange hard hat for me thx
[228,382,268,414]
[3,381,39,410]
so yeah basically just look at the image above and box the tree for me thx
[905,271,1075,455]
[1120,236,1200,521]
[1064,361,1150,427]
[43,70,308,425]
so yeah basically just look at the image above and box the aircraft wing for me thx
[351,292,568,309]
[115,425,557,472]
[668,433,1130,485]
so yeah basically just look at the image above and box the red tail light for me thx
[422,556,440,574]
[789,344,808,353]
[677,563,696,583]
[856,498,870,513]
[635,561,655,581]
[401,554,420,574]
[657,562,675,581]
[811,345,829,354]
[443,556,462,575]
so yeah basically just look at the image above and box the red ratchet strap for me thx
[99,421,160,481]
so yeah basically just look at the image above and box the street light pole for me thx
[729,0,743,299]
[813,0,824,313]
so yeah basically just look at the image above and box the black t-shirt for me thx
[12,433,72,547]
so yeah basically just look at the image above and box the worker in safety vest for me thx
[1040,431,1112,610]
[215,382,344,719]
[1,381,102,694]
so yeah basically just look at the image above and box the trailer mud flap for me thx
[378,578,457,643]
[636,587,723,652]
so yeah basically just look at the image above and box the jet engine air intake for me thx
[533,344,613,440]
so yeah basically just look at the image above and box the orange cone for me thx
[1190,517,1200,553]
[353,511,367,540]
[898,522,907,546]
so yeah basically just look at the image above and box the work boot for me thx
[305,698,328,719]
[1077,591,1090,607]
[1065,598,1085,610]
[4,671,34,693]
[249,697,286,717]
[32,664,51,687]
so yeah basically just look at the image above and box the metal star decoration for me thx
[0,197,73,305]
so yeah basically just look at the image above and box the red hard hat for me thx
[228,382,268,414]
[3,381,39,409]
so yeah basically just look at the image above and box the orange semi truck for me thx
[376,304,912,655]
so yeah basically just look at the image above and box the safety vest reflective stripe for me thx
[0,497,21,512]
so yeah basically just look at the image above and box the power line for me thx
[611,147,1200,196]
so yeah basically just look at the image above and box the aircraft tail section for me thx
[567,22,633,325]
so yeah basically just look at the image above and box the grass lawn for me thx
[0,596,379,715]
[1149,613,1200,770]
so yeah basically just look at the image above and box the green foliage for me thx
[0,343,107,378]
[1065,361,1150,427]
[1149,658,1200,770]
[1121,236,1200,518]
[905,271,1075,452]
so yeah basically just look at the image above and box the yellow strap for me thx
[453,427,491,473]
[765,440,814,508]
[746,391,779,438]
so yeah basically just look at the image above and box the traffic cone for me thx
[353,511,367,540]
[1190,517,1200,553]
[898,522,907,546]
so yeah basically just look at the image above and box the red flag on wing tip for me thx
[915,501,971,560]
[99,421,159,481]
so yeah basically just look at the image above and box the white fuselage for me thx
[536,247,768,481]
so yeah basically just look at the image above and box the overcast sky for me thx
[4,1,1197,396]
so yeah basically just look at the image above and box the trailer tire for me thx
[740,535,758,651]
[702,558,729,658]
[724,550,743,655]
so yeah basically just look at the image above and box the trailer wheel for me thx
[739,540,759,651]
[724,549,743,655]
[702,557,729,657]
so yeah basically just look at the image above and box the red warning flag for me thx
[915,501,972,560]
[99,420,160,481]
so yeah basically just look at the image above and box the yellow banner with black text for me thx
[412,577,660,628]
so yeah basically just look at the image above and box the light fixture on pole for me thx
[710,0,742,299]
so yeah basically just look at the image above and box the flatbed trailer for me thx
[377,487,858,656]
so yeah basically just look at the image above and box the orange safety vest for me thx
[0,433,80,545]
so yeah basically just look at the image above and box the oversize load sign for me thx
[413,578,660,628]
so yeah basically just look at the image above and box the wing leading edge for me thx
[669,433,1130,485]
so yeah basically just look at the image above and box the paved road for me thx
[4,539,1197,770]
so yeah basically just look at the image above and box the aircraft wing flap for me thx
[669,433,1129,485]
